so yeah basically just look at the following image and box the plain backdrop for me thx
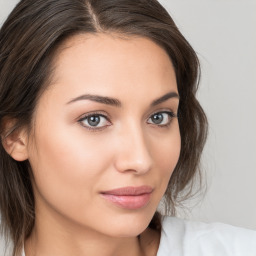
[0,0,255,251]
[158,0,256,230]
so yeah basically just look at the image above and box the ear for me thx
[1,120,29,162]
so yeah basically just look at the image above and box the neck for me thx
[26,231,144,256]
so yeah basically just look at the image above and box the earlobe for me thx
[1,123,29,162]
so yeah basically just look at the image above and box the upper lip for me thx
[101,186,153,196]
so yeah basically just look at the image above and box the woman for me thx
[0,0,255,256]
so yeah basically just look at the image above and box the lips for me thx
[101,186,153,196]
[100,186,153,209]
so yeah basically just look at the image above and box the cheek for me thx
[150,126,181,189]
[28,122,113,216]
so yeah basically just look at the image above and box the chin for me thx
[97,211,154,238]
[108,225,148,238]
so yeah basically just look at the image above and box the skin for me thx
[11,33,181,256]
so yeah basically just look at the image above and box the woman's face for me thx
[27,33,180,237]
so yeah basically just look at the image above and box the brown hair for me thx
[0,0,208,255]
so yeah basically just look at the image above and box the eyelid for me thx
[77,110,111,122]
[148,109,177,119]
[77,111,112,131]
[147,109,177,127]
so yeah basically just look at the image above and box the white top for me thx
[22,216,256,256]
[157,216,256,256]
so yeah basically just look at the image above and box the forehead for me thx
[45,33,177,105]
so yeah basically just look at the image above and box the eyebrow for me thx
[151,92,179,106]
[67,91,179,107]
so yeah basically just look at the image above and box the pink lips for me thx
[100,186,153,210]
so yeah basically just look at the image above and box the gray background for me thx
[159,0,256,230]
[0,0,255,250]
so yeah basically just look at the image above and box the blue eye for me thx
[148,111,175,126]
[79,114,110,130]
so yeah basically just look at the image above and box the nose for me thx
[113,123,153,175]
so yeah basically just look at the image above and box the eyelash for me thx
[78,111,111,132]
[148,110,177,128]
[78,110,177,132]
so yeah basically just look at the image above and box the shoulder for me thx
[157,216,256,256]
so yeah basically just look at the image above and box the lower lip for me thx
[101,193,152,210]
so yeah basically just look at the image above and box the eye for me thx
[147,111,175,126]
[78,113,111,130]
